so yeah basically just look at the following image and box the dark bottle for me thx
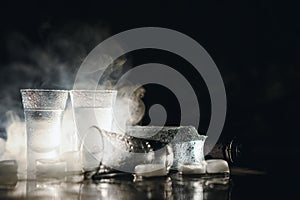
[205,136,299,172]
[205,138,241,165]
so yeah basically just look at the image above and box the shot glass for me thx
[70,90,117,171]
[21,89,68,176]
[172,139,207,169]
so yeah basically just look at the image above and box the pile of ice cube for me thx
[0,112,26,177]
[178,159,230,175]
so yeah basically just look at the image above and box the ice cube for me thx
[134,164,167,177]
[0,160,18,189]
[0,138,5,157]
[206,159,230,174]
[0,173,18,189]
[36,159,66,178]
[178,161,207,174]
[0,160,18,174]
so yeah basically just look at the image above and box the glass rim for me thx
[20,89,69,93]
[127,125,198,129]
[69,89,117,94]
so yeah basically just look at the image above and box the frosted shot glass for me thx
[172,139,207,169]
[21,89,68,176]
[70,90,117,171]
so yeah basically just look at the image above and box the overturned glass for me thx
[84,127,157,176]
[126,126,207,170]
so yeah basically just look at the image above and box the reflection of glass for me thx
[172,173,231,200]
[21,89,68,176]
[134,177,173,199]
[0,174,232,199]
[79,177,172,200]
[27,181,62,199]
[70,90,117,171]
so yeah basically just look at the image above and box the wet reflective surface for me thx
[0,168,291,200]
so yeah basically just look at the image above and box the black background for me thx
[0,0,299,171]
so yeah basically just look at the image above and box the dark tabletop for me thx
[0,167,294,200]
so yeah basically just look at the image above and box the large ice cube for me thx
[178,162,207,174]
[206,159,230,174]
[134,164,167,177]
